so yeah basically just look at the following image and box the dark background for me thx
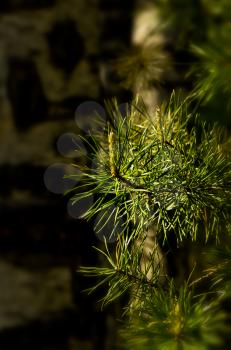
[0,1,134,349]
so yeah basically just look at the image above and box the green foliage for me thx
[153,0,231,125]
[71,93,231,243]
[206,247,231,298]
[79,237,160,307]
[155,0,207,47]
[189,0,231,124]
[70,92,231,349]
[120,281,225,350]
[191,38,231,102]
[69,2,231,348]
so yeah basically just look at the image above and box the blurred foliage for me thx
[120,281,226,350]
[115,44,170,90]
[114,0,231,125]
[156,0,231,126]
